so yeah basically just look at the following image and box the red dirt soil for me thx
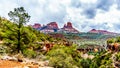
[0,60,24,68]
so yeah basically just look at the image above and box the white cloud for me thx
[94,4,120,24]
[0,0,120,33]
[0,0,18,18]
[63,1,120,33]
[80,0,97,4]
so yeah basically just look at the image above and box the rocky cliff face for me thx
[39,22,59,33]
[47,22,59,29]
[61,22,79,33]
[32,23,41,29]
[63,22,72,28]
[32,23,118,35]
[66,22,73,28]
[32,22,79,33]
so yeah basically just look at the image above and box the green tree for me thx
[8,7,30,53]
[46,45,78,68]
[116,37,120,43]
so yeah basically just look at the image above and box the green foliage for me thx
[0,45,7,54]
[0,6,55,54]
[0,16,56,58]
[107,36,120,44]
[80,58,91,68]
[46,45,78,68]
[90,62,99,68]
[90,51,114,68]
[116,37,120,43]
[88,52,100,56]
[8,7,30,24]
[23,48,37,58]
[46,44,95,68]
[115,52,120,61]
[8,7,30,53]
[107,38,115,44]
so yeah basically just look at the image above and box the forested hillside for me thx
[0,16,55,57]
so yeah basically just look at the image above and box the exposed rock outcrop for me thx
[32,22,79,33]
[89,29,118,35]
[32,23,41,29]
[61,22,79,33]
[47,22,59,29]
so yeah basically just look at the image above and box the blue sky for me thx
[0,0,120,33]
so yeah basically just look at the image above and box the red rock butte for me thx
[32,23,41,29]
[47,22,59,29]
[32,22,79,33]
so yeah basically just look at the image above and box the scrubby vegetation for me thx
[0,16,55,58]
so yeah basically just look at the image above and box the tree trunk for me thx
[17,24,21,53]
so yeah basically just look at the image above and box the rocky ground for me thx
[0,60,53,68]
[0,54,53,68]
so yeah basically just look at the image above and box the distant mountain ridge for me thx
[32,22,79,33]
[31,22,119,35]
[88,29,118,35]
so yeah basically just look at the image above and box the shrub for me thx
[116,52,120,61]
[46,45,78,68]
[0,45,7,54]
[23,48,37,58]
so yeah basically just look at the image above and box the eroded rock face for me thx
[62,22,79,33]
[67,22,73,28]
[32,23,41,29]
[47,22,58,29]
[63,22,73,29]
[39,22,59,33]
[32,22,79,33]
[63,24,67,28]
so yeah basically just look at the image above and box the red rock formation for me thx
[89,29,118,35]
[33,22,80,33]
[89,29,98,33]
[62,22,79,33]
[47,22,58,29]
[63,24,67,28]
[67,22,73,28]
[33,23,41,29]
